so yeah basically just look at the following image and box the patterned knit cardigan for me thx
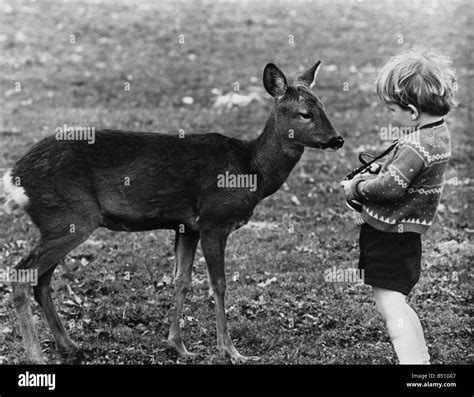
[350,122,451,234]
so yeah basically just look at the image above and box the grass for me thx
[0,0,472,364]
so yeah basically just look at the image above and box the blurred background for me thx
[0,0,472,364]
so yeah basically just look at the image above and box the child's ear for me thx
[407,104,420,120]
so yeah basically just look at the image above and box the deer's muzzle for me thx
[318,136,344,150]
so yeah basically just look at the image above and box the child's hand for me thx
[369,163,381,174]
[340,179,353,198]
[352,212,365,226]
[341,177,364,199]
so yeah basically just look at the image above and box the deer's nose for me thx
[329,136,344,148]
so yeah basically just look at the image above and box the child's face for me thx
[385,103,418,128]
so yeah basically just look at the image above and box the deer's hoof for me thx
[27,356,47,365]
[219,346,260,364]
[168,338,197,359]
[230,354,260,364]
[181,351,198,359]
[59,346,85,364]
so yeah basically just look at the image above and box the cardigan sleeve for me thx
[353,143,426,203]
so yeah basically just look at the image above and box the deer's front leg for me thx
[200,229,257,363]
[167,230,199,358]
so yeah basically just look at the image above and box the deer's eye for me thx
[298,112,312,121]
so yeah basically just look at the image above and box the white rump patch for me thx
[2,169,29,213]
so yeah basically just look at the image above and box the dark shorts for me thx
[358,223,422,295]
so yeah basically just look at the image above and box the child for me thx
[340,47,456,364]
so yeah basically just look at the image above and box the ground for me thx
[0,0,472,364]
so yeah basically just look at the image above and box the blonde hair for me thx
[376,47,456,116]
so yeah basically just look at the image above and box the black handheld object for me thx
[344,141,398,213]
[344,141,398,181]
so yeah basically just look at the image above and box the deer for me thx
[3,61,344,364]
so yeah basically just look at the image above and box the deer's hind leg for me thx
[13,217,95,364]
[33,264,83,363]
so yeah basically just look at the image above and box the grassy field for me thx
[0,0,472,364]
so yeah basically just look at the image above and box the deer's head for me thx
[263,62,344,150]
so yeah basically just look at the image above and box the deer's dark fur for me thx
[4,62,343,363]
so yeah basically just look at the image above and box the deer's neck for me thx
[251,111,304,199]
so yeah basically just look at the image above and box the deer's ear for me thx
[263,63,288,98]
[294,61,321,89]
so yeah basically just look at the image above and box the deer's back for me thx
[12,130,259,232]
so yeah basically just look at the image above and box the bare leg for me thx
[373,287,423,364]
[405,303,430,364]
[200,229,257,362]
[167,230,199,357]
